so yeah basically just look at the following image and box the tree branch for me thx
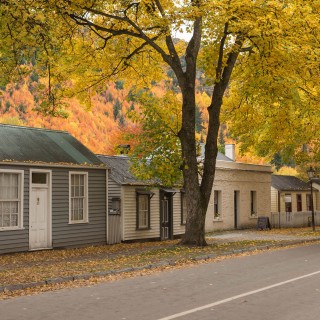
[216,22,229,81]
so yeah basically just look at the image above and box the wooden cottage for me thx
[271,175,320,227]
[97,155,185,243]
[0,124,108,254]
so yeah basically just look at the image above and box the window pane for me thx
[32,173,47,184]
[71,185,75,197]
[112,199,120,211]
[75,185,78,197]
[214,191,221,219]
[0,173,19,200]
[79,186,84,197]
[3,202,10,214]
[3,214,10,227]
[79,175,84,186]
[11,214,18,227]
[10,201,18,214]
[11,174,19,198]
[251,191,257,216]
[78,208,84,221]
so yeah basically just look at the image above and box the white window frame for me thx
[0,169,24,231]
[136,191,151,230]
[213,190,222,221]
[69,172,89,224]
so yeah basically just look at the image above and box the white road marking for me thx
[157,270,320,320]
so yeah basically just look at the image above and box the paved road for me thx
[1,244,320,320]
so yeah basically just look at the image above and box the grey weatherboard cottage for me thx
[0,124,108,254]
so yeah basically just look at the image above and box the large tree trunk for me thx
[179,85,222,246]
[179,86,211,246]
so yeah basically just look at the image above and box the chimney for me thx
[116,144,131,155]
[225,144,235,161]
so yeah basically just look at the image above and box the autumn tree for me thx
[127,91,183,187]
[1,0,319,245]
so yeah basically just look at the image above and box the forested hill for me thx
[0,76,211,156]
[0,78,135,154]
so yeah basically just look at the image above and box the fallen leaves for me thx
[0,228,319,300]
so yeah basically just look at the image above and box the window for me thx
[0,170,23,230]
[110,198,121,214]
[306,194,312,211]
[69,172,88,223]
[284,194,292,213]
[250,191,257,217]
[136,191,151,229]
[32,172,47,184]
[296,194,302,212]
[213,190,222,220]
[181,191,187,225]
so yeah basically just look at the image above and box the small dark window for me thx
[32,172,47,184]
[250,191,257,216]
[297,194,302,212]
[306,194,312,211]
[214,190,222,219]
[284,194,292,213]
[110,198,121,214]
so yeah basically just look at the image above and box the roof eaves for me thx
[0,123,69,134]
[0,160,108,169]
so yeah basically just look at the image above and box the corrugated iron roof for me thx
[271,175,310,191]
[98,151,233,185]
[97,155,146,185]
[0,124,103,166]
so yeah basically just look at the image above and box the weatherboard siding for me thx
[108,179,121,209]
[271,187,279,212]
[271,190,318,213]
[107,178,122,243]
[52,168,107,248]
[0,165,107,254]
[172,192,185,236]
[122,186,160,241]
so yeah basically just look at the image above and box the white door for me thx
[29,187,49,250]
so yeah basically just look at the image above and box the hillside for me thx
[0,79,140,155]
[0,74,214,155]
[0,75,270,165]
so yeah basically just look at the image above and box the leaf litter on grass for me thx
[0,239,282,287]
[1,228,319,296]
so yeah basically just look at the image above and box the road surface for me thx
[1,244,320,320]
